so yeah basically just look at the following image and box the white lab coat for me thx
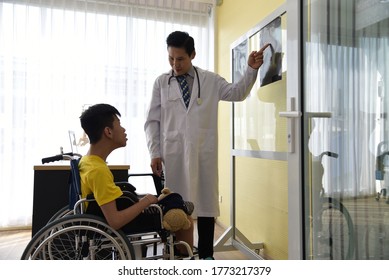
[144,66,258,217]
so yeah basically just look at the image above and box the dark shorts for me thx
[86,195,162,234]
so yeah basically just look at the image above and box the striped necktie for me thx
[176,75,190,108]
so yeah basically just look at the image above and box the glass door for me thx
[303,0,389,259]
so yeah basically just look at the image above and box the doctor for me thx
[144,31,269,259]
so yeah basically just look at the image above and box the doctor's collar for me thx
[185,67,195,79]
[169,66,195,78]
[167,65,198,86]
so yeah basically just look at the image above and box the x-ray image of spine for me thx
[233,39,248,83]
[259,17,282,87]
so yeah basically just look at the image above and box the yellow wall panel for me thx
[216,0,287,259]
[235,157,288,259]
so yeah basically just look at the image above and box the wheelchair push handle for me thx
[319,151,338,161]
[41,152,81,164]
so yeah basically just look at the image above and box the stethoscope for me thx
[167,66,202,105]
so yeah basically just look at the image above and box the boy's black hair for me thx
[80,103,121,144]
[166,31,195,56]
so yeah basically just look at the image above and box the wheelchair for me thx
[21,153,194,260]
[375,141,389,203]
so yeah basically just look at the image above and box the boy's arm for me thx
[100,194,158,230]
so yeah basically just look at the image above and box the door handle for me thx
[278,109,333,153]
[279,111,302,118]
[279,98,302,153]
[305,112,332,118]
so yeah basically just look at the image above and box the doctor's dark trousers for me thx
[197,217,215,259]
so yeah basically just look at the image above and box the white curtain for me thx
[0,0,214,228]
[306,0,389,198]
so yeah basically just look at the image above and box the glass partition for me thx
[303,0,389,259]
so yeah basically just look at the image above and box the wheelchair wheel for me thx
[21,214,135,260]
[364,223,388,259]
[365,225,379,259]
[47,206,74,224]
[315,197,355,259]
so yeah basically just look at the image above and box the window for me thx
[0,0,214,228]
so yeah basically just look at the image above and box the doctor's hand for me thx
[150,157,163,177]
[248,43,271,69]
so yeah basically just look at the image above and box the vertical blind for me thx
[0,0,214,228]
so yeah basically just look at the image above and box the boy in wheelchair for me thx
[79,103,194,254]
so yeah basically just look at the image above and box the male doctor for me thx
[144,31,269,259]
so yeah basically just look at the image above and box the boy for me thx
[79,103,158,230]
[79,103,193,255]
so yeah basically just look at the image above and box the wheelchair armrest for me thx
[121,190,140,203]
[73,196,97,214]
[144,204,164,224]
[128,173,164,196]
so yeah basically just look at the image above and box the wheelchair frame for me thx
[21,153,194,260]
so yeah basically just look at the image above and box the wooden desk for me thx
[32,163,129,236]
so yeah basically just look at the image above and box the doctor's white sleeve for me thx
[144,81,162,159]
[220,65,258,101]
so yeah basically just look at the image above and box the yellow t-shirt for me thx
[79,155,123,206]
